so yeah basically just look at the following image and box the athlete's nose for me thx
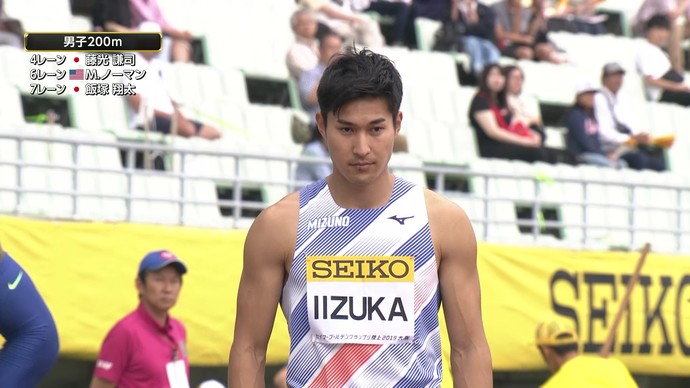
[352,131,371,157]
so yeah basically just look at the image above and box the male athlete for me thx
[0,241,60,386]
[228,49,492,387]
[535,317,637,387]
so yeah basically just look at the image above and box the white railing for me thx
[0,131,688,253]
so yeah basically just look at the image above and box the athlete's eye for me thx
[339,127,353,133]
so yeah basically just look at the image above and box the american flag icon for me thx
[69,69,84,80]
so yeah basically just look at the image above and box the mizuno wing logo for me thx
[388,215,414,225]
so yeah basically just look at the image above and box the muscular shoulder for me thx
[423,189,476,259]
[245,192,300,261]
[424,189,471,226]
[251,192,299,233]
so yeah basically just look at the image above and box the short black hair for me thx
[316,48,403,126]
[646,14,671,31]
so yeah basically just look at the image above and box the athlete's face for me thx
[137,266,182,313]
[317,97,401,187]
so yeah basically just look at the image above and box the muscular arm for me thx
[228,195,298,388]
[427,192,492,388]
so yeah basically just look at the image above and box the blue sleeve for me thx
[0,253,60,387]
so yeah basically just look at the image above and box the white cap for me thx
[198,380,225,388]
[574,80,598,95]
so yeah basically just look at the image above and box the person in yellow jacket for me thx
[535,317,638,388]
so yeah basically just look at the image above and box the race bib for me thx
[306,256,415,345]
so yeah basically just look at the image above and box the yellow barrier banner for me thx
[1,216,689,378]
[476,243,690,376]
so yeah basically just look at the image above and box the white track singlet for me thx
[281,177,442,387]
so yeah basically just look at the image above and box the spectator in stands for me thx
[127,50,221,139]
[541,0,606,35]
[129,0,194,62]
[636,14,690,106]
[564,81,625,168]
[503,65,545,141]
[296,129,332,183]
[0,0,23,48]
[492,0,566,63]
[287,9,320,79]
[633,0,689,70]
[90,250,190,388]
[92,1,176,66]
[451,0,501,77]
[299,0,385,48]
[299,32,345,125]
[595,62,667,171]
[357,0,417,47]
[414,0,449,20]
[95,0,131,32]
[469,64,555,163]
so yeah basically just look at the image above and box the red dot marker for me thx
[74,87,79,92]
[74,57,79,63]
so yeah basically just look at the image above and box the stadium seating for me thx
[1,0,689,254]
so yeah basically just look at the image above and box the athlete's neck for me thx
[142,302,169,327]
[327,172,395,209]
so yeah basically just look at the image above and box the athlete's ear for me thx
[316,111,327,139]
[395,111,403,135]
